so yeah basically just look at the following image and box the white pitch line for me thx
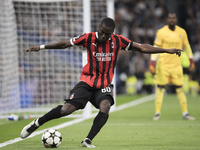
[0,117,89,148]
[0,94,154,148]
[105,123,200,126]
[110,94,155,112]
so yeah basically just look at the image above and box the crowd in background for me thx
[114,0,200,95]
[1,0,199,113]
[12,0,200,107]
[15,0,200,98]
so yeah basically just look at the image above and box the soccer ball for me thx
[42,129,62,148]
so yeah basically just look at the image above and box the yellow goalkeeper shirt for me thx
[154,25,190,67]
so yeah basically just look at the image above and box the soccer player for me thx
[21,17,182,147]
[149,13,195,121]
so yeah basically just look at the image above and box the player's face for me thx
[167,14,177,26]
[98,24,114,43]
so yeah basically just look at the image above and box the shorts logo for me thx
[70,93,74,99]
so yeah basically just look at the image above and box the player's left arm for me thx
[119,35,181,56]
[183,30,195,71]
[184,44,195,71]
[129,42,183,57]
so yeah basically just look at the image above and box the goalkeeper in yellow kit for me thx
[150,13,195,120]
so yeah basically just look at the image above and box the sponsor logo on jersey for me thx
[92,52,114,61]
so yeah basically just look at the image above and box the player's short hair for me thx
[101,17,115,30]
[168,12,176,17]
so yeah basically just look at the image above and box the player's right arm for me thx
[25,40,72,52]
[149,31,161,75]
[149,44,159,75]
[149,53,158,75]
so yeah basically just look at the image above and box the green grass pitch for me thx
[0,94,200,150]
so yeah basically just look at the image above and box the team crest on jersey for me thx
[179,34,182,38]
[70,93,74,99]
[111,41,114,48]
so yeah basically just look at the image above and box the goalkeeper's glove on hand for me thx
[149,60,156,75]
[189,58,195,72]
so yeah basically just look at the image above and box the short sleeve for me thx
[182,29,189,46]
[154,30,162,47]
[119,35,132,51]
[70,33,86,46]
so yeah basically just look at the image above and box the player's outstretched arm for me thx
[25,40,72,52]
[130,42,183,57]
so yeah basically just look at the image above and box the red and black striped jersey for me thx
[70,32,131,89]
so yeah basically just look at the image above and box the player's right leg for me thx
[153,85,165,120]
[20,118,40,139]
[21,103,76,139]
[153,65,168,121]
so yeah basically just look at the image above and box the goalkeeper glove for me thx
[189,58,195,72]
[149,60,156,75]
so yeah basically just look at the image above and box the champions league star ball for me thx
[42,129,62,148]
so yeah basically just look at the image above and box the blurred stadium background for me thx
[114,0,200,95]
[0,0,199,117]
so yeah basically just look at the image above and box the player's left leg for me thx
[175,86,195,120]
[87,98,111,139]
[81,98,111,148]
[81,86,114,148]
[171,66,195,120]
